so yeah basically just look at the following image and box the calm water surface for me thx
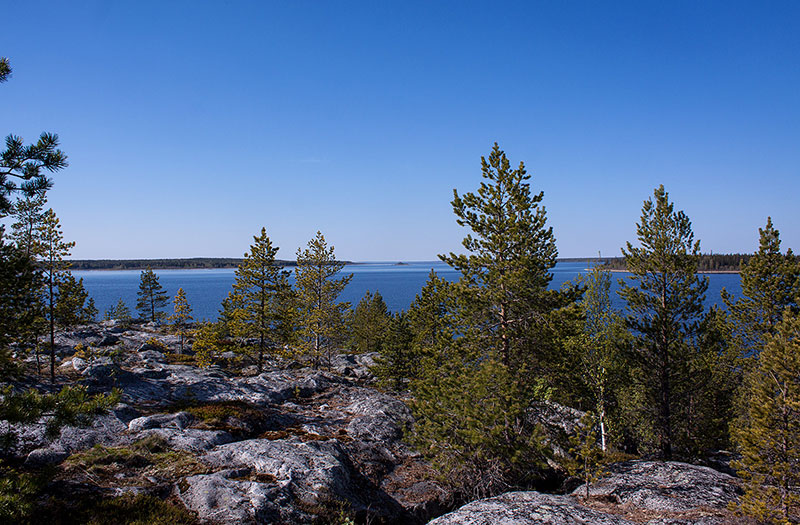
[73,261,742,321]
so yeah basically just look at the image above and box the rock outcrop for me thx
[8,324,449,524]
[5,325,746,524]
[432,461,741,525]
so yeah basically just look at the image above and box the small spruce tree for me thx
[351,290,390,353]
[168,287,193,353]
[228,227,291,372]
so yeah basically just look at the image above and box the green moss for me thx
[82,494,198,525]
[63,435,209,486]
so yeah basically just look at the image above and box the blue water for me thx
[73,261,742,322]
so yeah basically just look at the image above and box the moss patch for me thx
[61,435,210,487]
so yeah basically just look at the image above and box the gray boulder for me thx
[428,491,634,525]
[138,428,234,452]
[128,411,194,433]
[572,461,741,514]
[178,472,301,524]
[344,391,413,443]
[71,356,88,372]
[137,349,166,363]
[98,334,120,347]
[202,438,354,507]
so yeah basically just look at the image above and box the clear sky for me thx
[2,1,798,261]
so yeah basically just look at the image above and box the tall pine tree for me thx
[618,185,708,459]
[722,217,799,358]
[37,209,74,382]
[411,144,557,498]
[440,142,558,369]
[229,227,291,372]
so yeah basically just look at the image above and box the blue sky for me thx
[2,1,798,261]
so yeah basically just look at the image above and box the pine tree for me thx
[54,273,96,328]
[568,412,609,500]
[440,142,558,369]
[0,234,40,373]
[723,217,799,358]
[351,290,390,353]
[618,185,708,459]
[406,270,455,354]
[0,57,68,218]
[228,227,291,372]
[411,144,558,497]
[37,209,75,382]
[9,194,46,259]
[732,310,800,523]
[193,321,222,368]
[136,267,169,323]
[168,288,193,353]
[295,231,352,369]
[373,311,414,391]
[112,299,132,323]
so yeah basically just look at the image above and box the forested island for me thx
[67,257,295,271]
[2,53,800,524]
[599,253,766,272]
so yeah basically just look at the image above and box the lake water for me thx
[73,261,742,322]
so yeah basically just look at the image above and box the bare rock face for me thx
[428,491,635,525]
[571,460,741,523]
[201,438,355,508]
[178,471,302,524]
[433,461,741,525]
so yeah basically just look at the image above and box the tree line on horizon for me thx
[2,53,800,523]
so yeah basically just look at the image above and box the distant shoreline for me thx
[603,268,740,274]
[67,257,744,273]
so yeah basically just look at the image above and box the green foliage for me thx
[0,465,44,523]
[76,494,199,525]
[351,290,390,353]
[9,194,47,259]
[0,133,68,218]
[411,144,561,499]
[1,57,67,217]
[406,270,455,353]
[723,217,800,359]
[136,267,169,323]
[566,267,629,451]
[374,271,455,391]
[732,310,800,524]
[111,298,132,323]
[0,233,40,370]
[440,142,559,369]
[411,354,549,500]
[618,185,708,459]
[0,57,10,83]
[295,231,352,369]
[372,311,414,391]
[568,412,610,500]
[54,273,96,327]
[226,227,293,372]
[37,209,75,381]
[192,321,223,368]
[169,287,193,353]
